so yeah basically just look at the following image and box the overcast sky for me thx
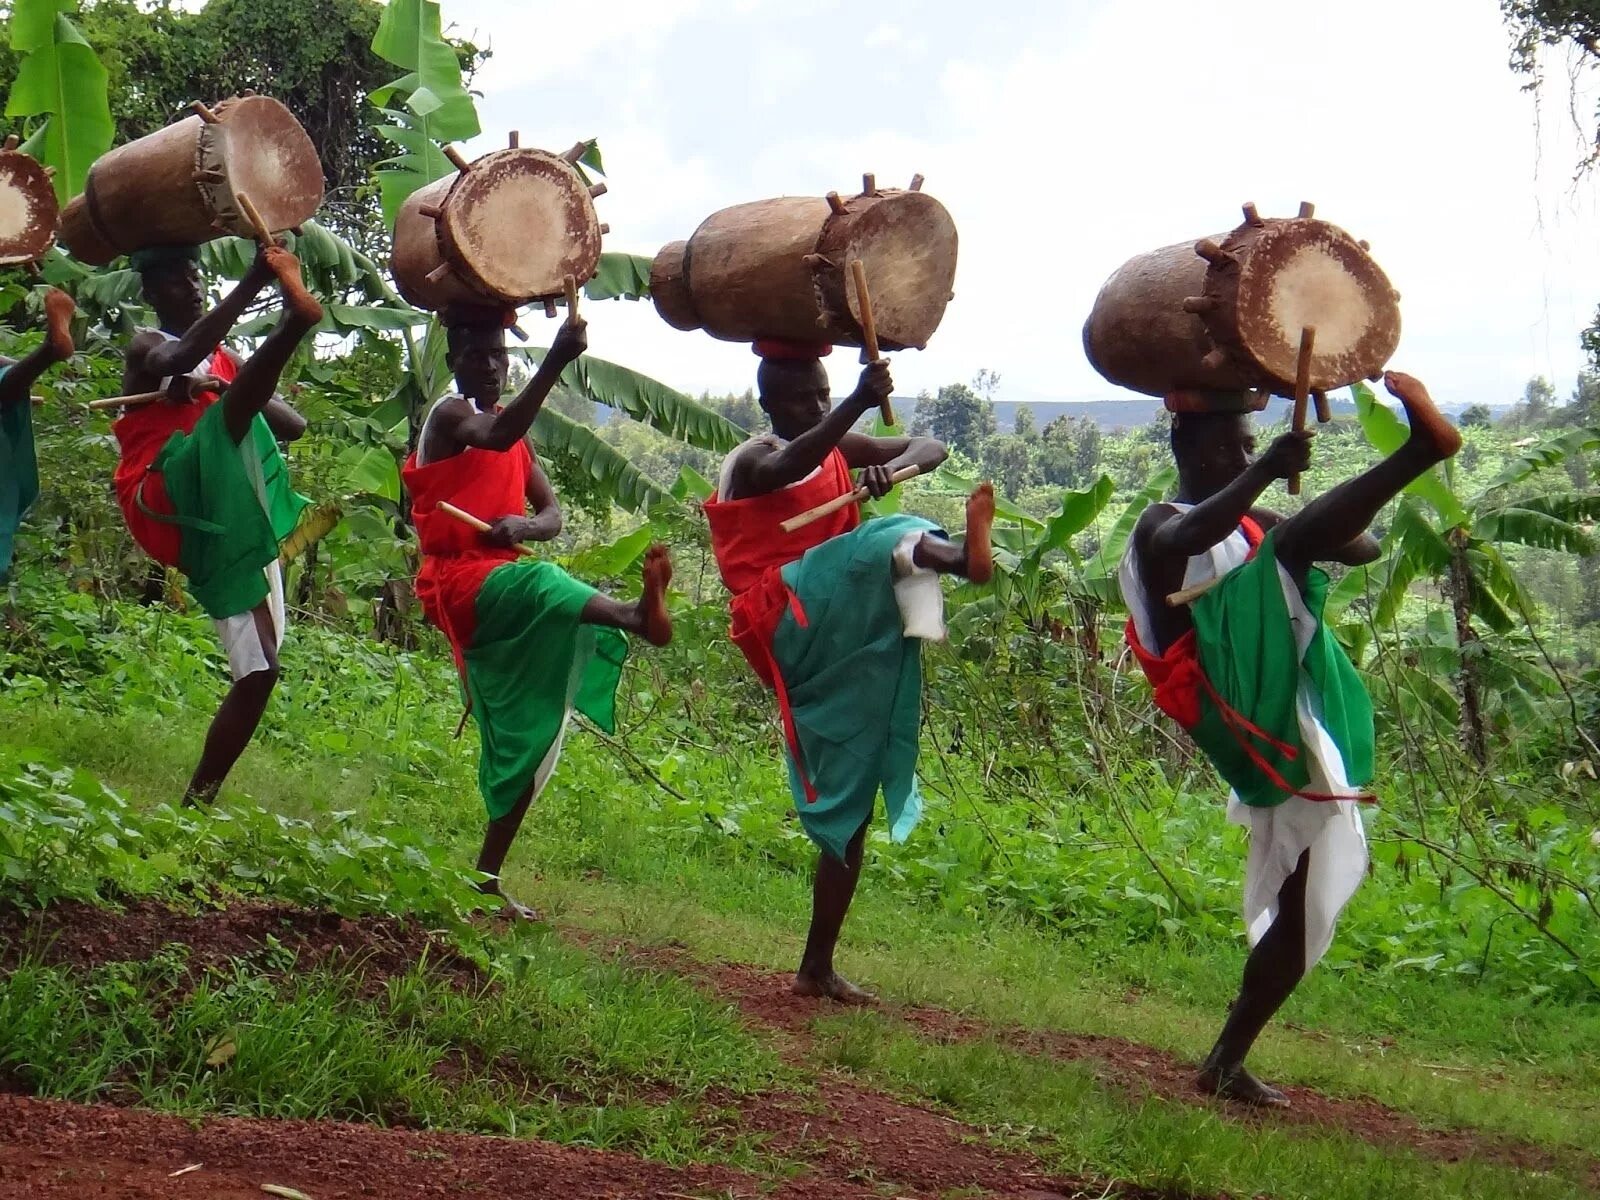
[448,0,1599,411]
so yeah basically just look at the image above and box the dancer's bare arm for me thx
[487,450,562,547]
[732,361,893,498]
[451,318,586,453]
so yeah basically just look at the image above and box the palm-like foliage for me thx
[1329,383,1600,760]
[6,0,113,202]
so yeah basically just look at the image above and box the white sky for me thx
[447,0,1600,410]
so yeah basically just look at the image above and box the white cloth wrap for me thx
[1119,504,1367,973]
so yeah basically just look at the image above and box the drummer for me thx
[703,341,994,1001]
[401,303,674,920]
[1,288,77,580]
[113,242,322,805]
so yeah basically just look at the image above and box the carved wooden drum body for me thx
[60,95,324,265]
[651,181,958,350]
[0,148,59,264]
[392,146,604,312]
[1083,204,1400,398]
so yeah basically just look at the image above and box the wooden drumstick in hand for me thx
[563,274,580,322]
[86,375,225,411]
[235,191,279,249]
[437,501,538,558]
[849,258,895,427]
[779,464,921,533]
[1288,325,1316,497]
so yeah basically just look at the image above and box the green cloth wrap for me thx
[0,368,38,581]
[464,559,628,820]
[143,402,308,619]
[1189,530,1374,807]
[773,514,937,861]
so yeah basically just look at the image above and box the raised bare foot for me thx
[263,246,324,326]
[638,543,674,646]
[963,482,995,584]
[42,288,74,361]
[1197,1062,1290,1108]
[1384,371,1462,461]
[793,969,878,1005]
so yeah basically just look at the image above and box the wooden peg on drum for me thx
[444,145,472,174]
[2,135,17,152]
[849,258,895,427]
[1287,325,1316,497]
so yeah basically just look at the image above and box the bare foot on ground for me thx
[1197,1062,1290,1108]
[639,544,674,646]
[963,483,995,584]
[793,970,878,1005]
[1384,372,1462,461]
[264,246,324,326]
[43,288,74,361]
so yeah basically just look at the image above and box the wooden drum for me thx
[0,146,59,264]
[59,95,324,265]
[650,177,958,350]
[1083,203,1400,397]
[391,145,605,312]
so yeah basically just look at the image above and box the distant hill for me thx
[888,396,1510,434]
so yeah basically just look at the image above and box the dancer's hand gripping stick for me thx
[437,500,538,558]
[779,464,922,534]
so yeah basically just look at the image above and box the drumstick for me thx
[1166,576,1222,607]
[1287,325,1316,497]
[563,274,579,321]
[437,501,538,557]
[235,191,278,248]
[849,258,895,427]
[778,464,922,534]
[86,375,226,411]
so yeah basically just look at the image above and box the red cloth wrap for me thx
[1124,516,1265,730]
[401,435,531,675]
[752,339,832,360]
[113,347,239,567]
[703,448,858,802]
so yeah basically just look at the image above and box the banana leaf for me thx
[531,407,670,513]
[5,13,113,202]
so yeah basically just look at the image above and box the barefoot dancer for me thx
[1121,373,1461,1106]
[112,243,322,804]
[402,307,674,919]
[0,289,76,579]
[704,342,994,1002]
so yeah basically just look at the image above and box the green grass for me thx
[0,932,784,1168]
[4,610,1600,1199]
[814,1014,1595,1200]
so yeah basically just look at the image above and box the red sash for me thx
[401,430,530,671]
[702,448,859,802]
[113,347,238,566]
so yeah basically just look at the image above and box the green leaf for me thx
[1028,475,1114,569]
[1472,502,1598,555]
[670,465,714,503]
[339,445,400,502]
[1078,466,1177,604]
[6,17,114,202]
[585,252,653,302]
[10,0,69,52]
[370,0,479,141]
[519,349,747,452]
[531,407,670,513]
[566,524,654,578]
[1477,426,1600,498]
[1350,383,1467,527]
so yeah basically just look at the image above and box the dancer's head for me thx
[445,306,514,404]
[1165,390,1262,499]
[132,245,204,334]
[754,340,832,440]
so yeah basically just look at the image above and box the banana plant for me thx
[6,0,113,202]
[1328,382,1600,762]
